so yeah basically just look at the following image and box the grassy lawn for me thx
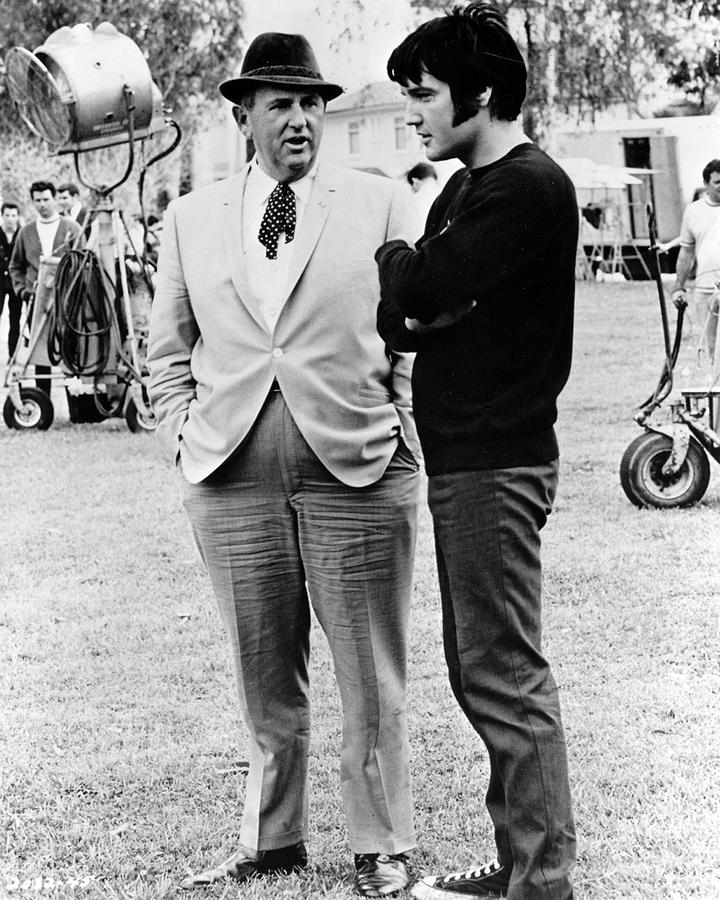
[1,281,718,899]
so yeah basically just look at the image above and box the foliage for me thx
[0,131,76,213]
[405,0,720,146]
[0,0,244,121]
[663,6,720,112]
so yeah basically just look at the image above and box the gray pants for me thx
[181,391,419,855]
[428,461,575,900]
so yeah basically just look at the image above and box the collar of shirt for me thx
[246,155,317,214]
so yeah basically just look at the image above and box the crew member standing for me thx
[0,201,22,359]
[57,182,89,231]
[10,181,81,393]
[672,158,720,366]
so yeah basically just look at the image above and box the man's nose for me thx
[405,101,421,127]
[288,103,308,128]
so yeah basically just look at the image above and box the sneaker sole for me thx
[411,880,506,899]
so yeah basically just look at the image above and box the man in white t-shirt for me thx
[672,159,720,365]
[9,180,81,392]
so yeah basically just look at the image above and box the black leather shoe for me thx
[354,853,410,897]
[180,841,307,888]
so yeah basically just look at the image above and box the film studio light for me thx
[5,21,167,154]
[2,21,178,435]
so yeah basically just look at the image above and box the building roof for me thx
[328,81,402,114]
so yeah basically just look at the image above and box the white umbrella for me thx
[556,157,644,189]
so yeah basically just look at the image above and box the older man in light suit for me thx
[147,32,420,898]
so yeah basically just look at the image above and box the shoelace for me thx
[442,859,502,883]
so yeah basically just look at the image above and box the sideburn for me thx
[452,96,482,127]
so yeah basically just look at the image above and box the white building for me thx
[322,82,460,184]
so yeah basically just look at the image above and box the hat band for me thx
[242,65,323,81]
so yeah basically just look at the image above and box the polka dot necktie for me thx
[258,181,296,260]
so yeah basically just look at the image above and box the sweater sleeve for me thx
[376,158,572,324]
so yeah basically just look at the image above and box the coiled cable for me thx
[48,249,114,376]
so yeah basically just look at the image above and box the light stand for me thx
[2,22,180,432]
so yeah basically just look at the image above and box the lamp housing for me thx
[5,22,166,154]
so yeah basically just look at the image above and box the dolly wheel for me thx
[2,387,54,431]
[620,431,710,509]
[125,396,156,433]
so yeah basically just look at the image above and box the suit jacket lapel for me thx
[222,167,269,332]
[283,169,333,303]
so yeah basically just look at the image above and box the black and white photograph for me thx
[1,2,718,898]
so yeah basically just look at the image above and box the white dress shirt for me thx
[242,157,317,332]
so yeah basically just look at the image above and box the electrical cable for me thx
[137,119,181,273]
[637,304,685,415]
[48,249,114,376]
[635,202,685,419]
[49,248,147,417]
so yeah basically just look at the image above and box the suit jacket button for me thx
[272,347,284,358]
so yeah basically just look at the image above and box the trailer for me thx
[557,114,720,276]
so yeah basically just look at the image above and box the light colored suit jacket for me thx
[147,162,420,486]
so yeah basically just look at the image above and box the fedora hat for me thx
[219,32,343,103]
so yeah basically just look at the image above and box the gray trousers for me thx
[428,461,576,900]
[181,392,419,855]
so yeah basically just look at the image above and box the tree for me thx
[662,3,720,112]
[404,0,719,148]
[0,0,244,203]
[406,1,677,146]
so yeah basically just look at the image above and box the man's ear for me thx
[477,86,493,108]
[232,105,251,138]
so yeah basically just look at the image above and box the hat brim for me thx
[219,75,344,104]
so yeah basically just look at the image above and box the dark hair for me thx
[387,2,526,125]
[702,159,720,183]
[29,180,56,198]
[1,202,20,213]
[406,162,437,183]
[57,182,80,196]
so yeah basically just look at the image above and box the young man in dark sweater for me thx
[375,4,577,899]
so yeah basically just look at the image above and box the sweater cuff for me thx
[375,239,409,263]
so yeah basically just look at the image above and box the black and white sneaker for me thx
[411,859,510,898]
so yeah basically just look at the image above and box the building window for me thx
[348,121,360,155]
[394,117,408,150]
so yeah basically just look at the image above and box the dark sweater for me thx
[376,143,577,475]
